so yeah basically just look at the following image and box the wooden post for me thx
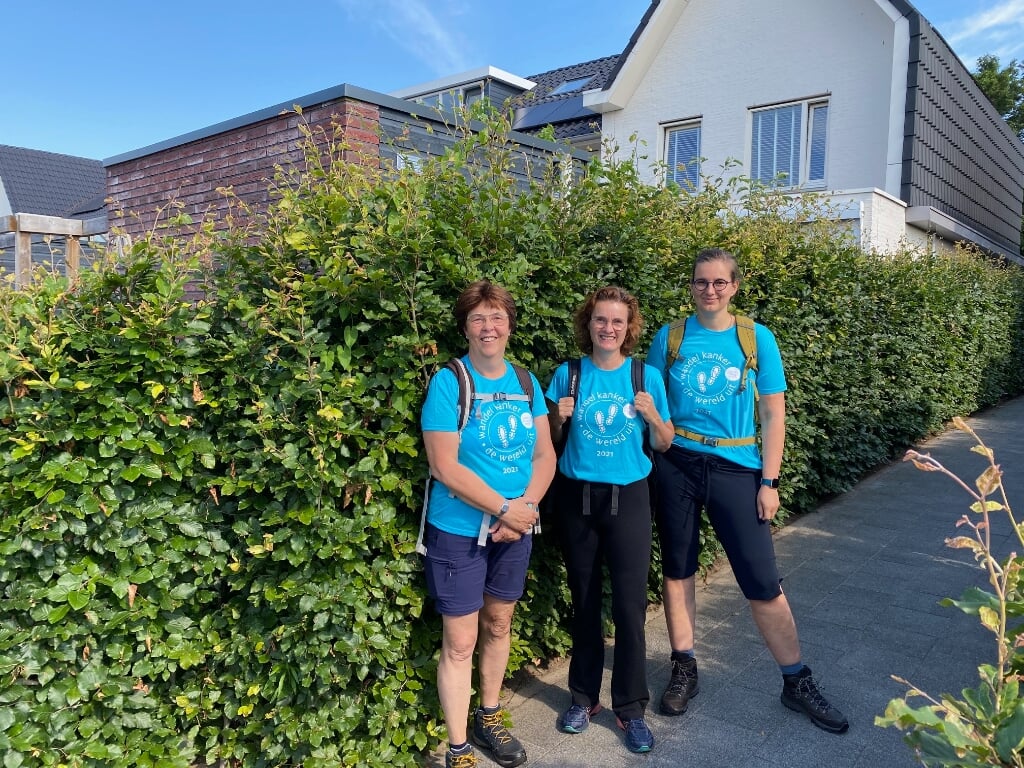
[15,229,31,289]
[66,236,81,280]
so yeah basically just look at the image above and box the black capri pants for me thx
[654,445,782,601]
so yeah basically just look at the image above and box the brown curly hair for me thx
[573,285,643,356]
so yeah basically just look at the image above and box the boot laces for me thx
[667,659,696,694]
[480,711,513,745]
[795,675,830,713]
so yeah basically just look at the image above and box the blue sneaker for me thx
[617,716,654,753]
[560,702,602,733]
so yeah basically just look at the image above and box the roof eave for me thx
[583,0,684,113]
[906,205,1024,265]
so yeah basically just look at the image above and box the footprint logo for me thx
[498,414,518,448]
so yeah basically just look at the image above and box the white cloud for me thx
[944,0,1024,62]
[334,0,472,76]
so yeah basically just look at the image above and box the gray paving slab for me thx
[429,395,1024,767]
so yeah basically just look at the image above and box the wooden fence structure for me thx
[1,213,108,288]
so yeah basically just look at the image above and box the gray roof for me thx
[514,55,620,139]
[0,145,105,219]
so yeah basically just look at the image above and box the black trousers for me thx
[553,473,652,720]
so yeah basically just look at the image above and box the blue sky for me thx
[2,0,1021,161]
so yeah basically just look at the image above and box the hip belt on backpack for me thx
[675,427,756,448]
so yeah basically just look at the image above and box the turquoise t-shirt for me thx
[646,317,787,470]
[544,357,670,484]
[420,356,547,537]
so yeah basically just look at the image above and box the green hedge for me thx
[1,109,1023,766]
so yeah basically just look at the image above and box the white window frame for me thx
[749,98,829,189]
[664,120,702,192]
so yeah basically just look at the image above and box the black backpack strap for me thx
[553,358,582,456]
[631,357,653,457]
[568,358,581,401]
[444,358,473,433]
[630,357,644,395]
[510,363,537,410]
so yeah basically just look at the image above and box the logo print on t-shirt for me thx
[680,352,741,406]
[477,401,532,461]
[578,393,638,447]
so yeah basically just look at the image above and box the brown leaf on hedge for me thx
[128,584,138,608]
[193,381,204,402]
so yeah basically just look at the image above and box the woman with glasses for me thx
[544,286,674,754]
[421,280,557,768]
[646,248,849,735]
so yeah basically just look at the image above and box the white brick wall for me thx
[597,0,917,253]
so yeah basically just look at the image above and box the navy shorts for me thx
[654,445,782,601]
[422,523,533,616]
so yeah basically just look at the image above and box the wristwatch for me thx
[497,500,510,517]
[760,477,780,489]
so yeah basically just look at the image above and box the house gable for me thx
[582,0,1024,262]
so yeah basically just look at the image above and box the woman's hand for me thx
[633,391,658,422]
[634,392,675,452]
[489,523,522,542]
[756,486,780,521]
[556,396,575,423]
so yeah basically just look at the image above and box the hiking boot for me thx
[616,716,655,753]
[781,666,849,734]
[559,702,602,733]
[472,708,527,768]
[445,746,478,768]
[660,655,699,715]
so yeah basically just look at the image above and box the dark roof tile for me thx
[0,145,105,219]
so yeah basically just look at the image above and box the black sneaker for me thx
[445,745,478,768]
[660,656,699,715]
[781,666,849,734]
[472,708,527,768]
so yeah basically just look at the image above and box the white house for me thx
[579,0,1024,262]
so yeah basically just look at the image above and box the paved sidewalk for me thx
[437,396,1023,768]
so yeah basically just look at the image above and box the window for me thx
[415,85,484,111]
[750,99,828,188]
[395,153,424,172]
[549,76,593,96]
[665,123,702,191]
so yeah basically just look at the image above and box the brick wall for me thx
[106,98,381,240]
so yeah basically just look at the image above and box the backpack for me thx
[416,358,539,555]
[447,358,536,434]
[665,314,758,395]
[664,314,760,448]
[556,357,646,456]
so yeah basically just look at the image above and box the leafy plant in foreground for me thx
[877,417,1024,766]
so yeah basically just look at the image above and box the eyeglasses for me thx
[592,317,627,329]
[691,278,733,292]
[467,312,509,326]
